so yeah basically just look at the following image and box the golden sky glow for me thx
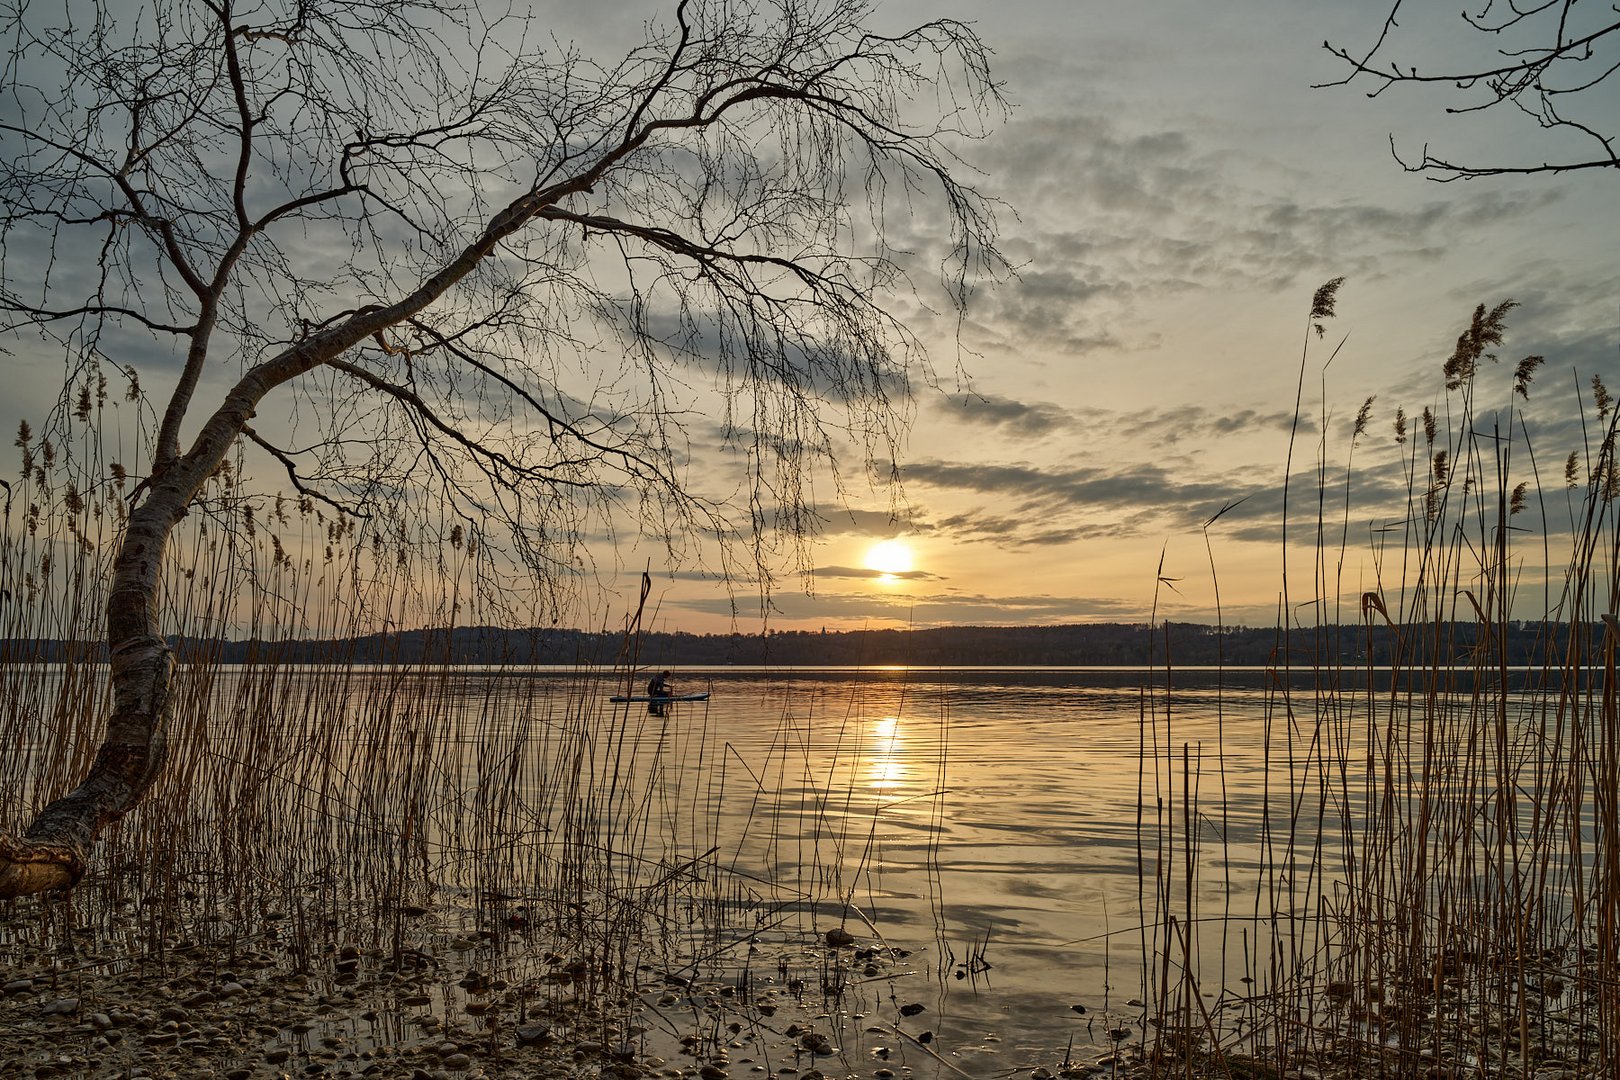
[3,0,1614,638]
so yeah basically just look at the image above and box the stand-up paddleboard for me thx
[608,692,711,703]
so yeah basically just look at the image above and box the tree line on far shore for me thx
[5,619,1606,669]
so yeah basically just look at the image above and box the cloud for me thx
[929,106,1575,361]
[897,447,1477,552]
[814,507,916,537]
[672,586,1147,626]
[1108,404,1304,445]
[924,393,1303,449]
[902,458,1248,522]
[932,391,1075,436]
[813,565,945,581]
[895,456,1270,551]
[614,305,915,407]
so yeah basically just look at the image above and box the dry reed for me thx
[1138,295,1620,1078]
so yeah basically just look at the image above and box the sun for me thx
[864,539,914,578]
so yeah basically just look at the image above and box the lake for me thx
[7,659,1598,1077]
[398,663,1353,1074]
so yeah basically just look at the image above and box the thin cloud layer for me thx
[813,565,945,582]
[674,586,1145,626]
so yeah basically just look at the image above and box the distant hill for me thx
[4,618,1605,668]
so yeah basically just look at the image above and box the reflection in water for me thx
[149,666,1340,1073]
[864,715,905,793]
[13,663,1587,1076]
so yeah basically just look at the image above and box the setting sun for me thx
[864,539,914,578]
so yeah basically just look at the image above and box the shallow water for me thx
[453,665,1346,1074]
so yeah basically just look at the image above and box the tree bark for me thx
[0,502,178,899]
[0,201,536,898]
[0,2,1005,900]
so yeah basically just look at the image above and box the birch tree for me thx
[0,0,1004,897]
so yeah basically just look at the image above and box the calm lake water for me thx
[11,660,1545,1075]
[453,664,1335,1073]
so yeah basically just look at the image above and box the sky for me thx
[651,0,1620,632]
[3,0,1616,636]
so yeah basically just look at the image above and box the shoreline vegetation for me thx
[5,617,1613,668]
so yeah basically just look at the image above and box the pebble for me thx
[515,1023,552,1046]
[442,1052,472,1069]
[4,978,35,994]
[40,997,79,1015]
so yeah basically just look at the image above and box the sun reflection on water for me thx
[865,714,908,793]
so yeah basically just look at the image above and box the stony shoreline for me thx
[0,927,604,1079]
[1,904,1156,1080]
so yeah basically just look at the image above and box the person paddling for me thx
[646,670,673,716]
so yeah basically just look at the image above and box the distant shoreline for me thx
[3,617,1604,668]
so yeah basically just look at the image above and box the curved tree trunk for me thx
[0,228,531,899]
[0,0,1001,900]
[0,501,180,898]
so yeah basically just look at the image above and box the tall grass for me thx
[1,405,944,1080]
[1139,299,1620,1077]
[0,424,748,1013]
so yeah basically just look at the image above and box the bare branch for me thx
[1322,3,1620,179]
[0,0,1005,895]
[240,423,371,519]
